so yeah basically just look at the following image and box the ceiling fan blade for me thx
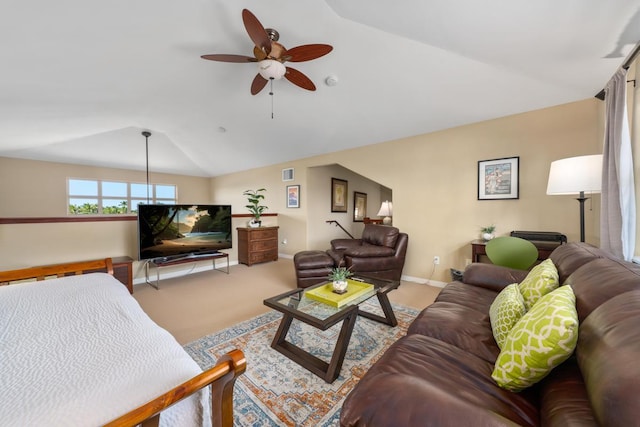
[251,74,269,95]
[285,67,316,91]
[242,9,271,56]
[201,54,257,63]
[286,44,333,62]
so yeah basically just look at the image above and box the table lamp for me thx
[546,154,602,242]
[377,200,393,225]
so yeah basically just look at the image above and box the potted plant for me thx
[481,224,496,241]
[328,266,353,294]
[243,188,268,227]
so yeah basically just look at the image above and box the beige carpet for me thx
[133,258,442,344]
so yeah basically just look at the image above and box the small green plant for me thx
[243,188,268,221]
[328,266,353,282]
[480,224,496,234]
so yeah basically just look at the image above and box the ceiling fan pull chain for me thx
[269,77,275,119]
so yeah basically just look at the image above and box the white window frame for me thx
[67,178,177,215]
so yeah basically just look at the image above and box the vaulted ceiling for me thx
[1,0,639,177]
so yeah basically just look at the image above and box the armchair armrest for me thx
[331,238,362,251]
[344,243,395,258]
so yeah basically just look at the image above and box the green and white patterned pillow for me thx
[489,283,527,349]
[518,259,559,310]
[492,285,578,392]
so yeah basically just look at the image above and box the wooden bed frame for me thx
[0,258,246,427]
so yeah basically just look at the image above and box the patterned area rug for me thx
[184,300,418,427]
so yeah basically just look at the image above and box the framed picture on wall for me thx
[353,192,367,222]
[478,156,519,200]
[286,185,300,208]
[331,178,348,212]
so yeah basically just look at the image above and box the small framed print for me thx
[478,156,519,200]
[287,185,300,208]
[353,192,367,222]
[331,178,348,212]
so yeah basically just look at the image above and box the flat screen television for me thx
[138,204,232,261]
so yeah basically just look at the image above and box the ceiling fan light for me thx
[258,59,286,80]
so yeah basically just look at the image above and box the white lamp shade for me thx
[377,201,393,217]
[546,154,603,195]
[258,59,286,80]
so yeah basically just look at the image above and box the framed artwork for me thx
[353,192,367,222]
[478,156,519,200]
[286,185,300,208]
[331,178,348,212]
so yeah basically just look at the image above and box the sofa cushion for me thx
[549,242,605,284]
[576,290,640,427]
[539,360,597,427]
[490,283,527,349]
[408,300,500,363]
[492,285,578,392]
[433,280,498,310]
[565,257,640,322]
[518,259,559,310]
[340,334,539,427]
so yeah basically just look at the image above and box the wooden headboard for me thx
[0,258,114,285]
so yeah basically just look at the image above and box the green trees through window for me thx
[68,179,176,215]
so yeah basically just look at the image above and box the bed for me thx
[0,258,245,427]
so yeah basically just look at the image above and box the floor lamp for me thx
[546,154,602,242]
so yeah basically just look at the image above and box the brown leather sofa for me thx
[340,242,640,426]
[293,224,408,288]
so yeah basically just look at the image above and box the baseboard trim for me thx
[401,274,447,288]
[132,257,449,289]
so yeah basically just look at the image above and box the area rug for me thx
[184,300,419,427]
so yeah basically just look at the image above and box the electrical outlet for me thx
[433,256,440,265]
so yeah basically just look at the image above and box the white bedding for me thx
[0,273,210,426]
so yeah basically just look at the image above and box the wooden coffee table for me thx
[263,276,400,383]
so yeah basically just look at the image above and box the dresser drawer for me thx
[249,239,277,251]
[250,229,277,240]
[249,249,278,264]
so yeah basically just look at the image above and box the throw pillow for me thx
[489,283,527,349]
[492,285,578,392]
[518,259,559,310]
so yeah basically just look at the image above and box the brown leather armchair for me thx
[327,224,408,282]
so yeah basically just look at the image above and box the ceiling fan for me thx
[201,9,333,95]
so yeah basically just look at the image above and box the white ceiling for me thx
[1,0,639,177]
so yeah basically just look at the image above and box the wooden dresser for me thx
[237,226,279,266]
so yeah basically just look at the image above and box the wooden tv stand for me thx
[144,252,229,289]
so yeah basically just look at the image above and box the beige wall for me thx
[211,99,603,282]
[0,158,211,276]
[1,98,603,283]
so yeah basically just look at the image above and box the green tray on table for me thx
[305,279,375,308]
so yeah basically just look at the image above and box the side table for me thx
[112,256,134,293]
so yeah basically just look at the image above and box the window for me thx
[68,179,176,215]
